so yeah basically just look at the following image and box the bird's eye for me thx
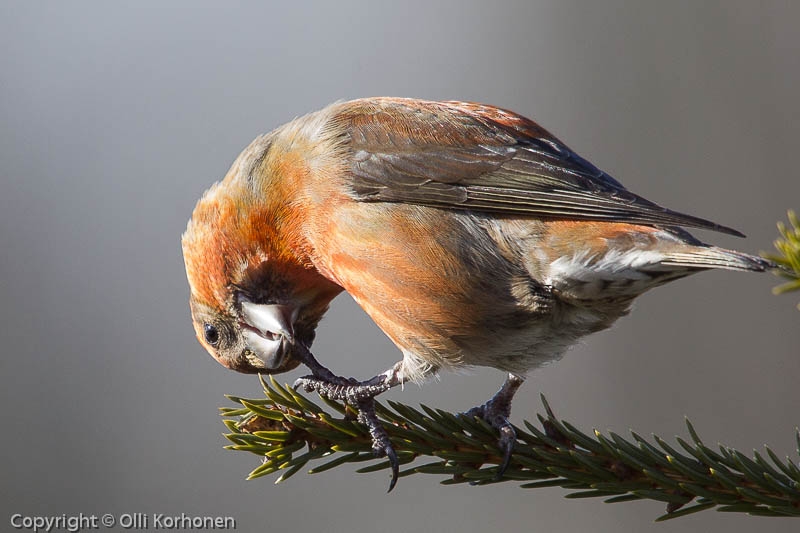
[204,323,220,346]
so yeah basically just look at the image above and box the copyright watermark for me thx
[10,513,236,531]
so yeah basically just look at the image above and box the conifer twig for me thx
[763,209,800,309]
[221,376,800,521]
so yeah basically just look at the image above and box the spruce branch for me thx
[763,209,800,309]
[221,376,800,521]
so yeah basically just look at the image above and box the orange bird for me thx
[182,98,773,490]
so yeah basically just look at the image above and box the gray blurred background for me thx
[2,2,799,532]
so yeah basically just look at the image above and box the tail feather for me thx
[660,247,775,273]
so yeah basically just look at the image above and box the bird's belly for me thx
[363,280,630,382]
[437,291,631,376]
[312,206,647,381]
[453,318,578,376]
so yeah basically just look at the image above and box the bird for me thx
[182,97,774,491]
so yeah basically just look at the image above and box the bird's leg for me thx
[464,373,524,478]
[292,343,404,491]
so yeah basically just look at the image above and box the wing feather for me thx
[339,98,743,237]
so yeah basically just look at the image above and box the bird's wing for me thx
[340,98,743,236]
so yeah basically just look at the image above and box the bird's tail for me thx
[659,246,775,273]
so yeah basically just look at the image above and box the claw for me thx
[358,398,399,491]
[495,420,517,477]
[384,444,400,492]
[462,373,525,480]
[463,408,517,479]
[293,375,320,393]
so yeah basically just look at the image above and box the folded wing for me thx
[341,98,743,237]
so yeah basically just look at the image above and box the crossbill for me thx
[182,97,773,490]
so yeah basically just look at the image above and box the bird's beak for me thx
[239,301,297,371]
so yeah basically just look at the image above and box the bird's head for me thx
[181,148,342,374]
[183,215,342,373]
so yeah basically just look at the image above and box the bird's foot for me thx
[293,371,399,491]
[293,373,391,404]
[463,402,517,478]
[463,374,524,479]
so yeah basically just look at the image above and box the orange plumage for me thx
[182,97,773,489]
